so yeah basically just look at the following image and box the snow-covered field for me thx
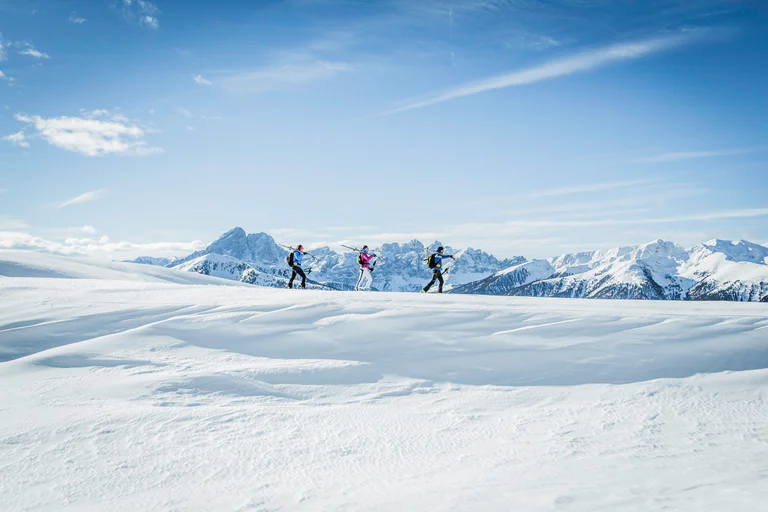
[2,251,768,511]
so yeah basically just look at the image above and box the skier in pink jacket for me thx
[355,245,377,291]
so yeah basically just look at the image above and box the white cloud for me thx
[14,111,162,157]
[0,231,205,259]
[19,45,50,59]
[59,189,106,209]
[2,130,29,148]
[383,30,709,115]
[639,146,768,163]
[123,0,161,29]
[0,33,6,61]
[219,60,353,93]
[69,12,86,24]
[80,225,97,234]
[177,107,192,118]
[194,74,212,86]
[186,126,194,131]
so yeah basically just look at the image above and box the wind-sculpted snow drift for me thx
[1,250,768,510]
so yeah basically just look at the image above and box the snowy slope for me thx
[1,257,768,511]
[0,250,247,286]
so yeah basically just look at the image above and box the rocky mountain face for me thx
[451,239,768,302]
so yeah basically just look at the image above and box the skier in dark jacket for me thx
[288,245,307,289]
[422,246,455,293]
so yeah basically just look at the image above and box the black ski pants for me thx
[423,269,444,293]
[289,265,307,289]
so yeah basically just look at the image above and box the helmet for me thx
[437,246,444,253]
[362,245,369,251]
[297,245,304,251]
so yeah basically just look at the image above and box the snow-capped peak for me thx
[690,239,768,265]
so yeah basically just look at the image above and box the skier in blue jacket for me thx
[288,245,307,289]
[422,246,455,293]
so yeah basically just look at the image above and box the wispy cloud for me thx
[382,30,709,115]
[0,33,6,61]
[505,34,563,52]
[0,70,16,84]
[639,146,768,163]
[194,74,212,86]
[122,0,161,29]
[500,185,707,217]
[18,44,50,59]
[59,189,106,209]
[454,208,768,233]
[2,130,29,147]
[0,217,28,230]
[14,110,162,157]
[517,179,653,200]
[469,179,658,207]
[69,12,86,24]
[177,107,192,118]
[218,60,353,94]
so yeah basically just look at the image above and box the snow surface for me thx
[2,251,768,511]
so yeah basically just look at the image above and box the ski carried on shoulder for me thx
[279,244,315,258]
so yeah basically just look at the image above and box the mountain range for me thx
[452,239,768,301]
[129,228,768,302]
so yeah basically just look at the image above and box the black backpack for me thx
[357,253,363,265]
[286,252,295,267]
[427,253,437,269]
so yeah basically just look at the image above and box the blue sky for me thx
[1,0,767,259]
